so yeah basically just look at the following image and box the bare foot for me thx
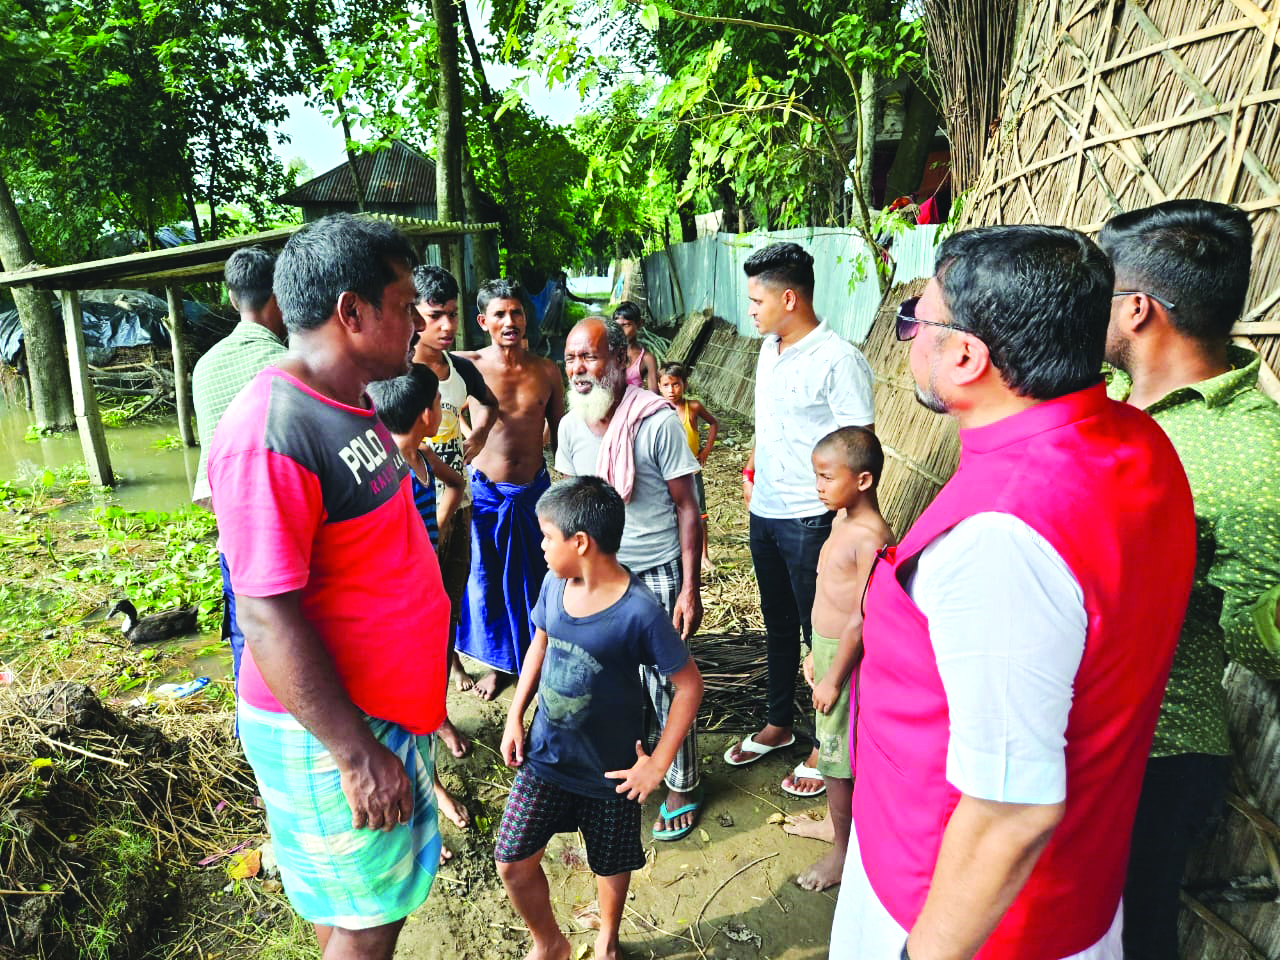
[434,781,470,829]
[471,670,513,701]
[653,788,699,836]
[438,717,471,758]
[450,652,474,692]
[594,931,621,959]
[439,843,453,866]
[783,812,835,842]
[523,934,571,960]
[794,849,845,892]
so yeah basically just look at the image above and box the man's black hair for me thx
[367,363,440,435]
[413,264,460,306]
[815,425,884,487]
[224,246,276,312]
[742,242,815,301]
[477,278,525,315]
[273,214,418,333]
[934,225,1113,400]
[536,475,625,556]
[658,361,689,381]
[1098,200,1252,344]
[612,301,644,328]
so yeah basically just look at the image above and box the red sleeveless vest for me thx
[853,384,1195,959]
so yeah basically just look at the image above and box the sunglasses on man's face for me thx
[895,296,958,341]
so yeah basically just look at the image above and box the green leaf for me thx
[638,4,661,31]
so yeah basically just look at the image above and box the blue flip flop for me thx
[652,787,704,842]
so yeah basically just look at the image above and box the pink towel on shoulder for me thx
[596,385,672,502]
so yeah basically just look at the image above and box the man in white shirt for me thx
[723,243,875,798]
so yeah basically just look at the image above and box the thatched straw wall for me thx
[962,0,1280,394]
[682,317,762,420]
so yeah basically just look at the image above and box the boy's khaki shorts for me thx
[812,630,852,779]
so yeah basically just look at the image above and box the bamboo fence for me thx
[962,0,1280,395]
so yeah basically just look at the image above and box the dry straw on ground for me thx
[0,681,258,958]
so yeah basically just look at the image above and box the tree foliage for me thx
[497,0,932,285]
[1,0,300,260]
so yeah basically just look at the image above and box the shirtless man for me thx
[784,426,894,893]
[454,279,565,700]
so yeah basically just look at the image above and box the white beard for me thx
[568,371,623,424]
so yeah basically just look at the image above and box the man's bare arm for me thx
[667,473,704,640]
[906,794,1064,960]
[236,593,412,831]
[462,383,500,463]
[544,359,566,456]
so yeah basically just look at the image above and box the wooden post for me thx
[58,289,113,487]
[165,286,196,446]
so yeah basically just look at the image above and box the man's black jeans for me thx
[1123,752,1230,960]
[749,511,834,731]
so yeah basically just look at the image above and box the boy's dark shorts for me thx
[694,473,707,519]
[495,766,644,877]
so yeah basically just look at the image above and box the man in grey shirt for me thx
[557,315,705,840]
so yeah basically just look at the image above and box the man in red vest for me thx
[831,226,1196,960]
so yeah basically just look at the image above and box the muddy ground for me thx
[408,694,838,960]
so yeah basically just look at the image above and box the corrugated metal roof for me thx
[278,141,438,206]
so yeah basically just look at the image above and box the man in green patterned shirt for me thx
[1102,200,1280,960]
[192,246,287,506]
[192,246,287,689]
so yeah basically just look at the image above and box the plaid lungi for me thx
[237,701,441,928]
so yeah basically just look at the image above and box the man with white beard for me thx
[556,316,707,840]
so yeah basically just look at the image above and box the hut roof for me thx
[276,141,502,223]
[278,141,439,207]
[0,213,499,292]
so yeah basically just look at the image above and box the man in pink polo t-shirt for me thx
[209,214,448,960]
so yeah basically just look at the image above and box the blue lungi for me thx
[456,466,550,675]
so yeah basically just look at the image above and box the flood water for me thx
[0,400,202,514]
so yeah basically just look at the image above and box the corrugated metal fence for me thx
[641,225,943,344]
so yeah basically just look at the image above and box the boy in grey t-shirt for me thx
[496,476,703,960]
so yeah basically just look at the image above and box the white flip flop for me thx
[780,762,827,798]
[722,732,797,767]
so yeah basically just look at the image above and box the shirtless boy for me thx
[455,279,566,700]
[788,426,894,892]
[410,266,499,694]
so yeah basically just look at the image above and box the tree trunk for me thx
[857,67,880,210]
[462,140,494,289]
[884,75,943,202]
[433,0,466,282]
[671,126,698,242]
[337,103,368,213]
[457,0,518,261]
[0,168,74,430]
[296,15,367,212]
